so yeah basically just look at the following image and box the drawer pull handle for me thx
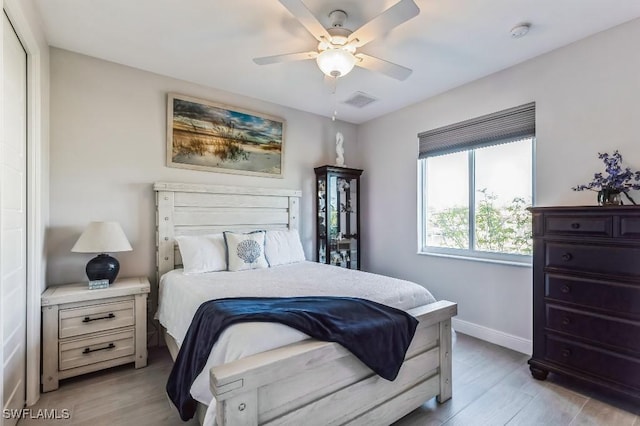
[562,317,571,326]
[561,253,573,261]
[571,223,580,229]
[561,285,571,294]
[561,348,571,358]
[82,313,115,323]
[82,343,115,355]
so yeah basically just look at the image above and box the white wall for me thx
[47,48,357,298]
[356,18,640,353]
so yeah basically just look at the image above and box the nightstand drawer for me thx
[59,328,135,371]
[59,300,134,338]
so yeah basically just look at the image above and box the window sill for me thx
[417,251,532,268]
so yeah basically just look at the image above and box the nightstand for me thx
[41,276,150,392]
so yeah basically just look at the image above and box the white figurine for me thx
[336,132,345,166]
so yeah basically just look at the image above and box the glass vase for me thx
[598,189,622,206]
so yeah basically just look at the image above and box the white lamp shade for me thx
[316,49,356,78]
[71,221,133,253]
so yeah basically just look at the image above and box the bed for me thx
[153,181,457,426]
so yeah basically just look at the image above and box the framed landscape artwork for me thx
[167,93,285,177]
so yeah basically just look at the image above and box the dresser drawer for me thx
[59,300,135,338]
[59,328,135,371]
[620,216,640,239]
[545,215,612,237]
[546,305,640,354]
[545,336,640,390]
[545,243,640,278]
[546,275,640,315]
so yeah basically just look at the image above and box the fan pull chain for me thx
[329,74,338,122]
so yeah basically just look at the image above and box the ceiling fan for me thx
[253,0,420,81]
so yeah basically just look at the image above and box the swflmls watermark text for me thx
[3,408,71,420]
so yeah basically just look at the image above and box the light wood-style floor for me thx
[19,333,639,426]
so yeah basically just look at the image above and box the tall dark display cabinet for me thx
[528,206,640,404]
[315,166,363,269]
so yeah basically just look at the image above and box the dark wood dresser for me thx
[529,206,640,403]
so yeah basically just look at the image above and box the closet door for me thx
[2,12,27,424]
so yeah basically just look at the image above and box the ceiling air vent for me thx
[343,92,378,108]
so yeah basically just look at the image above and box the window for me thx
[417,103,535,264]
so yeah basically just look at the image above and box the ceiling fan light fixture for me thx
[316,49,356,78]
[253,0,418,81]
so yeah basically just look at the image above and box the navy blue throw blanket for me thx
[167,296,418,421]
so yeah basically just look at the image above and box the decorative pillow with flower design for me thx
[224,231,269,272]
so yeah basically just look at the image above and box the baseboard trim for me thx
[452,318,532,355]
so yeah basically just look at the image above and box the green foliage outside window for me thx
[429,206,469,249]
[428,189,532,255]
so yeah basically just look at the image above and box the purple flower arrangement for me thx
[572,151,640,205]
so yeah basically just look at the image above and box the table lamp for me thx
[71,221,133,283]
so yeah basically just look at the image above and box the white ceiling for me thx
[34,0,640,124]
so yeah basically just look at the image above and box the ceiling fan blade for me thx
[355,53,412,81]
[278,0,332,42]
[347,0,419,48]
[253,51,318,65]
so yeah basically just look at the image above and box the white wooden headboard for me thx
[153,182,302,283]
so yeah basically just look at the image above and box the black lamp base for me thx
[86,253,120,284]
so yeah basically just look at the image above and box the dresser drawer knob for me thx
[561,285,571,294]
[571,222,581,229]
[561,253,573,261]
[561,348,571,358]
[82,313,115,323]
[82,342,115,355]
[562,317,571,326]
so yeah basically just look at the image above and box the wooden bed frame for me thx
[154,181,457,425]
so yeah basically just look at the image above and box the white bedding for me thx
[156,261,436,425]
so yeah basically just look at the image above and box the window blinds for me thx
[418,102,535,158]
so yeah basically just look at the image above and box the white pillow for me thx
[175,234,227,274]
[265,229,306,266]
[224,231,269,272]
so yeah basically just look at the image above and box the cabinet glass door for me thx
[317,177,327,264]
[328,176,358,269]
[315,165,362,270]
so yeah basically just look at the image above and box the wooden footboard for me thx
[210,300,457,426]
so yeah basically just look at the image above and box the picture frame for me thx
[166,93,285,178]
